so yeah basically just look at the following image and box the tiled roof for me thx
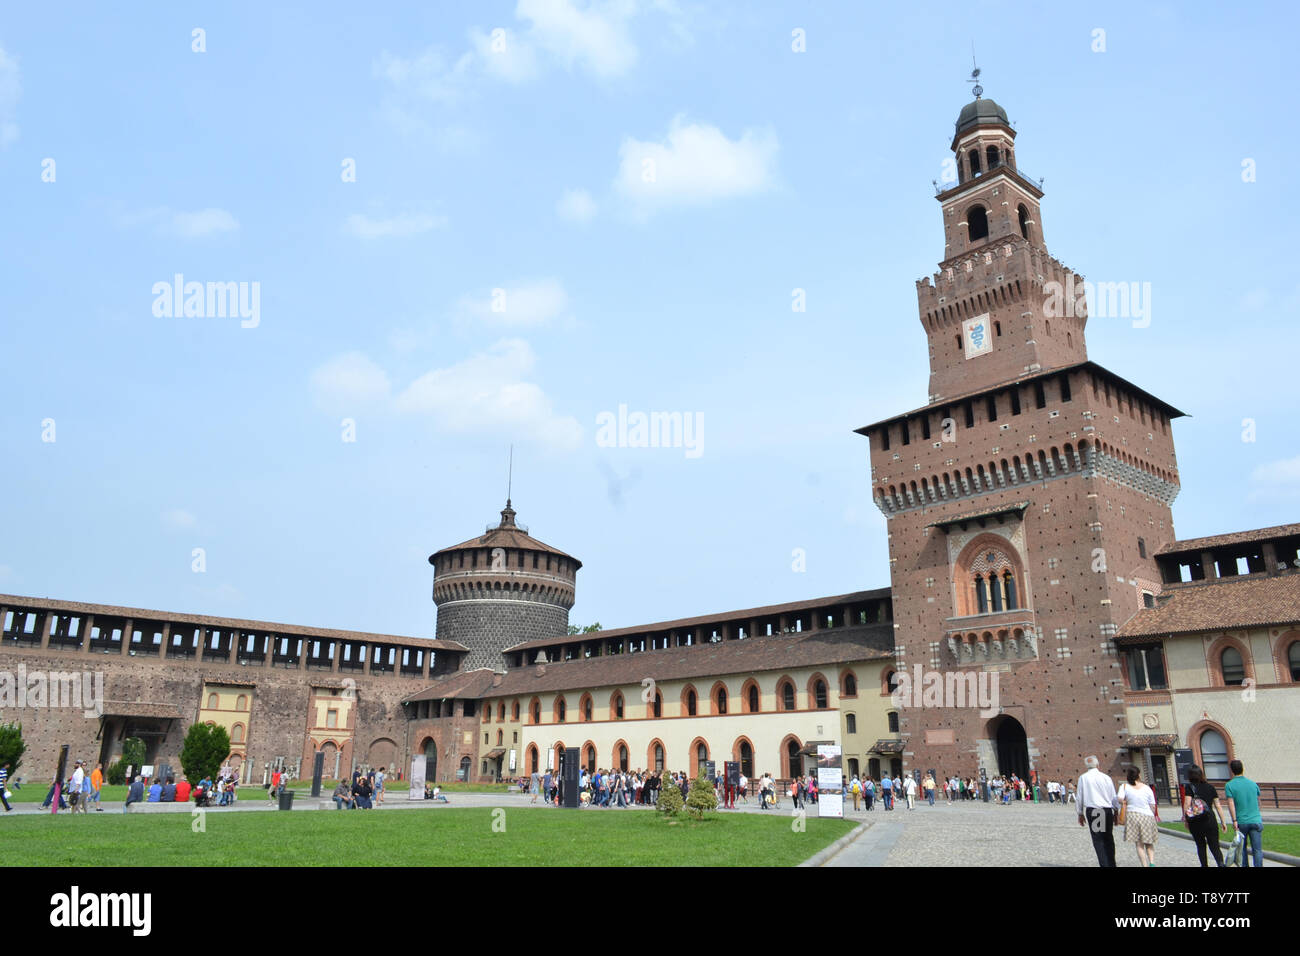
[1116,574,1300,639]
[504,588,892,653]
[871,739,906,754]
[0,593,466,652]
[402,668,502,703]
[854,360,1187,435]
[430,505,580,565]
[1125,734,1178,749]
[927,502,1028,530]
[479,629,893,698]
[1155,523,1300,556]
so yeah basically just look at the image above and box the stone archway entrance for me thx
[989,715,1029,780]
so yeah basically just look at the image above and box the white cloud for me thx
[117,206,239,238]
[374,48,476,105]
[614,115,778,217]
[375,0,660,123]
[344,211,447,239]
[470,26,539,83]
[0,44,18,147]
[310,352,393,408]
[517,0,639,78]
[556,187,598,223]
[1252,456,1300,486]
[170,208,239,238]
[395,338,582,449]
[163,509,197,531]
[457,278,570,326]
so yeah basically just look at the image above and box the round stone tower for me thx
[429,501,580,671]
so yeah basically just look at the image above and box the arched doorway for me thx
[420,739,437,783]
[989,715,1029,780]
[458,755,471,781]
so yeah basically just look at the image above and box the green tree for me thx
[656,773,684,816]
[0,722,26,777]
[179,723,230,783]
[686,769,719,819]
[565,622,603,635]
[121,737,145,770]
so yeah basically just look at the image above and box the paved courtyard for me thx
[820,799,1289,867]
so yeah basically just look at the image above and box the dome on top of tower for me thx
[428,500,581,568]
[955,97,1010,135]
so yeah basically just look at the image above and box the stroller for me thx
[193,784,212,807]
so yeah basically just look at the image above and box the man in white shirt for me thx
[903,773,918,810]
[1076,756,1119,867]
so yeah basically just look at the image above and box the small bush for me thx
[656,775,684,816]
[0,722,26,777]
[685,770,719,820]
[106,760,127,786]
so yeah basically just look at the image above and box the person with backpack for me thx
[1224,759,1264,868]
[1183,765,1227,867]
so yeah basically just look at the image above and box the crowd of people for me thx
[1075,755,1267,868]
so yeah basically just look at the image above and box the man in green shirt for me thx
[1224,759,1263,867]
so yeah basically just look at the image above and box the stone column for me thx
[1200,551,1217,581]
[421,647,431,679]
[363,644,372,676]
[331,640,341,674]
[80,613,95,655]
[157,621,169,659]
[39,611,54,649]
[120,618,133,656]
[227,630,238,664]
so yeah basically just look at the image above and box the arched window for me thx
[986,145,999,169]
[236,694,247,710]
[716,686,728,715]
[887,711,900,733]
[527,744,538,774]
[618,744,628,772]
[781,680,796,711]
[967,205,989,242]
[581,694,592,722]
[1221,648,1245,686]
[530,699,540,724]
[496,729,503,745]
[207,694,218,710]
[747,684,760,713]
[1018,204,1030,240]
[556,697,566,723]
[846,713,857,735]
[739,740,754,779]
[842,672,857,697]
[497,702,505,721]
[884,670,899,696]
[1200,729,1230,781]
[686,689,697,716]
[975,577,989,613]
[612,691,625,719]
[652,692,662,718]
[989,573,1003,612]
[1290,641,1300,682]
[584,744,595,773]
[231,723,245,743]
[968,149,982,176]
[1003,572,1018,610]
[654,744,665,772]
[813,679,828,709]
[696,742,707,768]
[786,739,802,779]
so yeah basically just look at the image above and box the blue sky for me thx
[1,1,1296,640]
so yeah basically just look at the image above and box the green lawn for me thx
[1158,822,1300,857]
[7,779,512,803]
[0,806,855,866]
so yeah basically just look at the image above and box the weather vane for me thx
[968,46,982,99]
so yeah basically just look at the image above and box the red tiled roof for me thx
[480,629,893,698]
[1155,523,1300,556]
[402,668,502,703]
[504,588,891,653]
[1116,574,1300,639]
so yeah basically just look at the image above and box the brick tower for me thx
[429,501,580,671]
[856,93,1186,783]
